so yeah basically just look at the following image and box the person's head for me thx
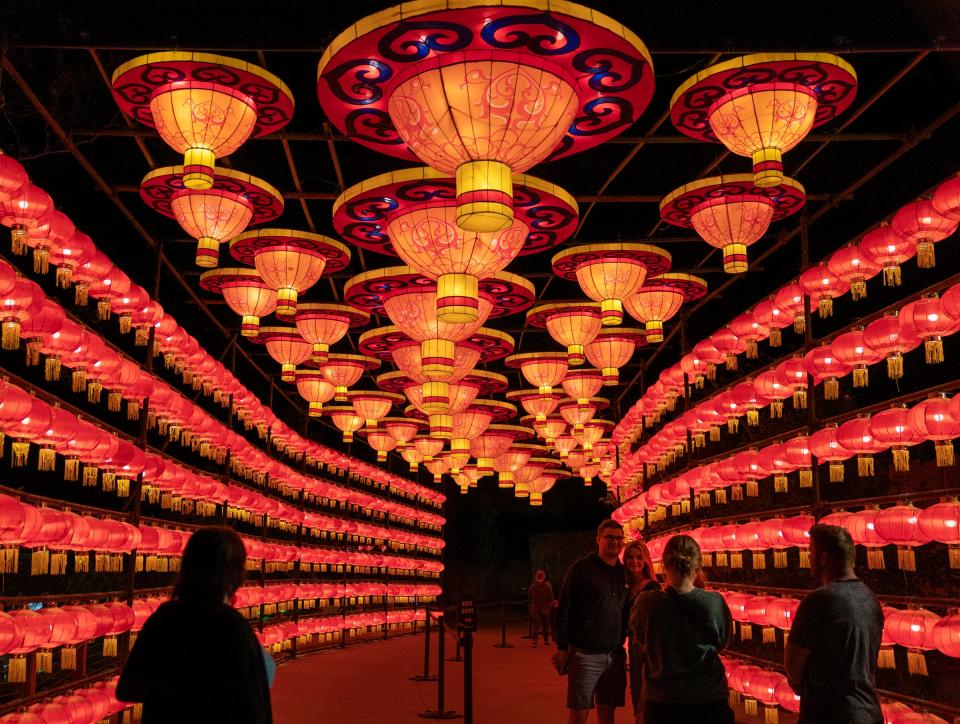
[623,540,656,587]
[173,526,247,605]
[534,569,546,583]
[808,523,856,583]
[662,534,701,588]
[596,519,625,562]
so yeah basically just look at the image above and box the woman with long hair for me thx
[623,540,661,724]
[629,535,733,724]
[118,526,272,724]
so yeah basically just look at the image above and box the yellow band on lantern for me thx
[455,160,513,233]
[308,401,324,417]
[601,299,623,326]
[538,384,554,396]
[498,471,514,488]
[602,367,619,385]
[277,287,299,316]
[567,344,585,365]
[281,363,296,382]
[240,315,260,337]
[722,244,749,274]
[194,237,220,268]
[429,413,452,439]
[420,380,450,413]
[450,438,470,454]
[313,343,329,363]
[421,338,455,378]
[530,492,543,505]
[645,320,664,343]
[436,273,480,324]
[335,386,348,401]
[752,147,783,188]
[183,148,216,190]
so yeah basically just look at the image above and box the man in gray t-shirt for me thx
[786,524,883,724]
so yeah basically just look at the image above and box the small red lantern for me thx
[1,278,44,350]
[799,262,849,319]
[908,395,959,467]
[932,173,960,220]
[830,328,883,388]
[773,281,806,334]
[870,406,923,473]
[862,312,922,380]
[751,296,792,347]
[873,504,930,571]
[804,345,851,401]
[782,435,813,489]
[693,339,726,381]
[0,154,27,202]
[931,614,960,658]
[711,327,745,372]
[899,295,958,365]
[27,209,75,275]
[827,243,882,301]
[836,415,888,477]
[0,184,52,255]
[918,500,960,568]
[859,224,916,287]
[843,509,887,569]
[809,424,853,483]
[891,199,957,269]
[773,356,808,410]
[884,608,940,675]
[729,312,769,359]
[753,370,791,420]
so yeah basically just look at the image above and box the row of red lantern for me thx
[614,279,960,451]
[628,503,960,576]
[257,609,427,651]
[0,177,441,506]
[232,582,442,609]
[0,675,131,724]
[238,537,444,574]
[613,392,960,493]
[0,373,445,535]
[301,513,444,551]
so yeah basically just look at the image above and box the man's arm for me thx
[785,640,811,693]
[554,563,578,651]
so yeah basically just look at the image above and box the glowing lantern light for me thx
[859,224,916,287]
[750,296,791,348]
[836,415,887,478]
[918,501,960,569]
[295,303,369,364]
[424,454,451,484]
[809,424,854,483]
[326,406,364,443]
[505,388,563,424]
[383,418,425,450]
[388,337,480,385]
[0,153,27,202]
[908,395,959,467]
[529,415,567,447]
[26,210,75,275]
[729,312,769,360]
[828,243,882,301]
[471,425,531,476]
[552,243,672,325]
[317,2,654,232]
[493,443,541,488]
[294,370,336,417]
[449,400,515,464]
[0,278,43,351]
[558,398,606,433]
[625,273,707,343]
[660,174,806,273]
[347,390,404,431]
[199,268,277,337]
[899,295,958,365]
[931,613,960,658]
[413,437,444,463]
[711,327,745,372]
[171,189,254,267]
[572,419,611,453]
[505,352,569,396]
[892,199,957,269]
[363,429,398,462]
[0,184,52,256]
[257,327,312,383]
[862,312,922,380]
[932,174,960,221]
[773,281,807,335]
[753,370,791,420]
[869,405,924,473]
[799,262,849,319]
[884,608,940,675]
[320,354,380,402]
[804,345,851,401]
[843,508,887,569]
[527,302,603,366]
[671,53,857,187]
[400,446,424,474]
[231,229,350,317]
[757,519,790,568]
[780,514,815,567]
[334,167,576,323]
[693,339,726,381]
[874,504,930,572]
[48,229,96,289]
[561,368,604,413]
[528,470,562,507]
[112,52,293,189]
[831,328,883,388]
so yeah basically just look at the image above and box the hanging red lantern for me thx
[809,424,853,483]
[891,199,957,269]
[0,184,52,255]
[836,416,887,477]
[20,298,66,368]
[773,281,807,334]
[870,406,924,473]
[660,174,805,272]
[918,500,960,569]
[47,229,96,289]
[932,173,960,220]
[729,313,769,360]
[772,356,808,410]
[884,608,940,675]
[693,339,726,381]
[799,262,849,319]
[804,345,852,401]
[859,224,916,287]
[27,209,75,275]
[0,153,27,202]
[931,614,960,658]
[874,504,931,572]
[827,243,882,301]
[843,509,887,569]
[908,395,959,467]
[1,278,44,350]
[751,296,792,347]
[782,435,813,489]
[711,327,745,371]
[505,352,569,396]
[899,295,958,365]
[830,328,883,388]
[862,312,922,380]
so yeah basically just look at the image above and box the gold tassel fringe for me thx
[858,455,874,477]
[925,337,944,364]
[867,548,885,569]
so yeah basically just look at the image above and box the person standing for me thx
[528,569,556,647]
[630,535,733,724]
[785,523,884,724]
[623,540,660,724]
[552,519,629,724]
[118,527,272,724]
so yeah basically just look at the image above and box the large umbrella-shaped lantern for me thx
[585,328,646,386]
[470,424,532,476]
[660,174,806,273]
[505,388,564,423]
[526,302,603,366]
[317,2,654,232]
[320,354,381,402]
[671,53,857,187]
[625,273,707,343]
[199,268,277,338]
[334,167,576,323]
[256,327,312,383]
[112,52,294,190]
[294,303,369,364]
[504,352,569,396]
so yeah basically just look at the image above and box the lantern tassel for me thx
[128,401,140,421]
[793,388,808,409]
[799,469,813,488]
[716,552,728,567]
[87,380,102,404]
[897,546,916,572]
[853,367,869,388]
[745,341,758,359]
[8,655,26,683]
[764,705,779,724]
[887,353,904,380]
[725,355,738,372]
[747,410,759,426]
[83,465,98,486]
[45,356,61,381]
[31,548,49,575]
[774,474,788,493]
[37,447,56,472]
[729,690,740,708]
[867,548,885,569]
[925,337,944,364]
[850,279,867,301]
[11,441,29,467]
[892,447,910,472]
[706,364,717,381]
[97,299,111,320]
[103,636,118,657]
[75,283,89,306]
[1,321,20,351]
[753,552,766,570]
[740,623,752,641]
[50,551,67,575]
[33,248,49,275]
[727,418,739,434]
[60,646,77,670]
[793,316,805,334]
[710,426,721,442]
[877,645,896,669]
[799,548,811,569]
[72,369,86,393]
[818,297,833,318]
[56,265,72,288]
[714,489,727,505]
[774,550,787,568]
[883,265,902,287]
[907,650,928,676]
[936,441,955,467]
[768,328,782,347]
[108,391,122,413]
[824,378,839,400]
[118,314,132,335]
[916,241,935,269]
[857,455,874,477]
[746,481,759,497]
[135,326,150,346]
[702,553,713,568]
[25,341,40,367]
[830,462,845,483]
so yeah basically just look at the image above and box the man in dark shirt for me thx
[786,524,884,724]
[552,519,628,724]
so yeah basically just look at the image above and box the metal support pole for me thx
[800,215,822,513]
[493,599,513,648]
[411,606,438,681]
[462,631,473,724]
[418,613,461,719]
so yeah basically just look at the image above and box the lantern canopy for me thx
[660,174,806,273]
[319,354,380,402]
[585,327,646,386]
[505,388,564,423]
[294,370,336,416]
[859,224,916,287]
[347,390,405,430]
[112,52,294,189]
[504,352,569,395]
[230,229,351,316]
[624,273,707,343]
[294,303,370,364]
[670,53,857,187]
[317,2,655,232]
[552,243,672,325]
[256,327,313,383]
[334,167,577,323]
[526,302,603,366]
[199,268,277,337]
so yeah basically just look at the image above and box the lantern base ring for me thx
[456,160,513,233]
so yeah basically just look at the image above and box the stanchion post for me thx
[411,606,438,681]
[418,613,461,720]
[463,631,473,724]
[493,599,513,648]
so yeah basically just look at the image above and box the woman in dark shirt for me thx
[118,526,272,724]
[623,540,661,724]
[630,535,733,724]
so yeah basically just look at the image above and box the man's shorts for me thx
[566,646,627,710]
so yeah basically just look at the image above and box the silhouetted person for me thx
[630,535,733,724]
[786,524,883,724]
[528,569,556,647]
[118,526,272,724]
[623,540,660,724]
[552,519,629,724]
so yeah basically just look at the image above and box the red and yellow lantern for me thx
[862,312,922,380]
[585,328,646,385]
[295,303,369,364]
[0,184,52,255]
[347,390,404,431]
[798,262,849,318]
[326,406,364,443]
[320,354,380,402]
[527,303,603,366]
[505,352,568,395]
[256,327,312,383]
[625,273,707,343]
[199,268,277,337]
[827,243,882,301]
[505,389,563,423]
[294,370,336,416]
